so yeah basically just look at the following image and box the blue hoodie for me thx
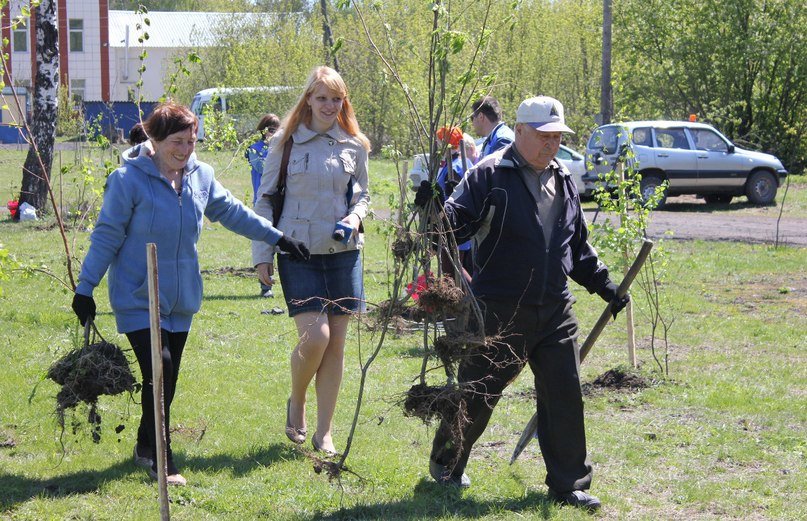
[76,144,284,333]
[245,138,269,204]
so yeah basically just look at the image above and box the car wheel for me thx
[703,194,733,204]
[640,174,667,208]
[745,170,777,205]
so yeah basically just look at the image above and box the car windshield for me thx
[588,126,620,154]
[556,147,572,160]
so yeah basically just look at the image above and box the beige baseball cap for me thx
[515,96,574,133]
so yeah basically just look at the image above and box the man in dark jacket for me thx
[416,96,628,511]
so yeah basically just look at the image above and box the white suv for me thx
[584,121,788,206]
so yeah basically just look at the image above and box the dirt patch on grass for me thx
[200,266,256,278]
[171,420,208,443]
[582,367,653,395]
[702,272,807,317]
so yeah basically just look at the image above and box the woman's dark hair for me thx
[128,122,148,146]
[143,101,197,142]
[257,113,280,136]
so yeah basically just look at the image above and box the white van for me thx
[190,86,299,140]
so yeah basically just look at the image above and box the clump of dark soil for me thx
[48,340,136,443]
[433,333,486,368]
[391,231,416,260]
[583,366,652,394]
[364,298,423,334]
[416,276,465,315]
[402,383,466,424]
[402,383,469,471]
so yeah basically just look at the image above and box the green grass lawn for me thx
[0,146,805,519]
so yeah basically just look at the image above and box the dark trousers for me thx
[431,298,593,493]
[126,328,188,463]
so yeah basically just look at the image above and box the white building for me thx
[1,1,277,139]
[2,1,249,103]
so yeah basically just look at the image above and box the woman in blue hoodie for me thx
[71,102,309,486]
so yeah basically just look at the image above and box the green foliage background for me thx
[144,0,805,172]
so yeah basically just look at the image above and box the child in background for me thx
[246,114,281,205]
[246,114,281,297]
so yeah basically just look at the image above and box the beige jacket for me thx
[251,123,370,265]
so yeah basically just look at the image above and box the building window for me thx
[69,19,83,52]
[70,79,86,101]
[12,28,28,52]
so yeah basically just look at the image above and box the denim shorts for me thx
[277,250,365,317]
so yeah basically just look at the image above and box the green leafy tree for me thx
[55,85,85,139]
[168,13,319,106]
[614,0,807,171]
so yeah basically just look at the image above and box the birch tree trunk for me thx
[19,0,59,217]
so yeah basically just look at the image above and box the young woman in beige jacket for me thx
[252,66,370,455]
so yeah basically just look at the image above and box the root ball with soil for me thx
[47,337,137,443]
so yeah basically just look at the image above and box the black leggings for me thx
[126,328,187,461]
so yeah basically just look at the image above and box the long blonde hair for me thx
[278,66,371,151]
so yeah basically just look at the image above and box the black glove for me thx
[444,179,459,199]
[276,235,310,261]
[596,280,630,319]
[71,293,96,326]
[414,180,444,208]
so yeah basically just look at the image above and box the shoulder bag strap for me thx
[277,137,293,192]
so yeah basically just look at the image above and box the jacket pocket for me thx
[279,218,311,251]
[174,259,203,316]
[288,153,309,176]
[339,149,356,174]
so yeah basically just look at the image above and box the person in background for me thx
[252,66,370,456]
[71,102,309,487]
[415,96,629,511]
[128,122,148,146]
[435,126,475,198]
[462,132,479,165]
[246,113,281,297]
[470,95,515,159]
[246,114,281,204]
[435,126,476,279]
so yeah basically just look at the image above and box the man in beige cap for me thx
[415,95,628,511]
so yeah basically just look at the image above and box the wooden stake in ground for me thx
[617,160,638,367]
[146,243,170,520]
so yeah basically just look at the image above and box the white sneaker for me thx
[261,288,274,298]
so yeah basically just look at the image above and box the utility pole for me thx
[319,0,340,72]
[600,0,613,125]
